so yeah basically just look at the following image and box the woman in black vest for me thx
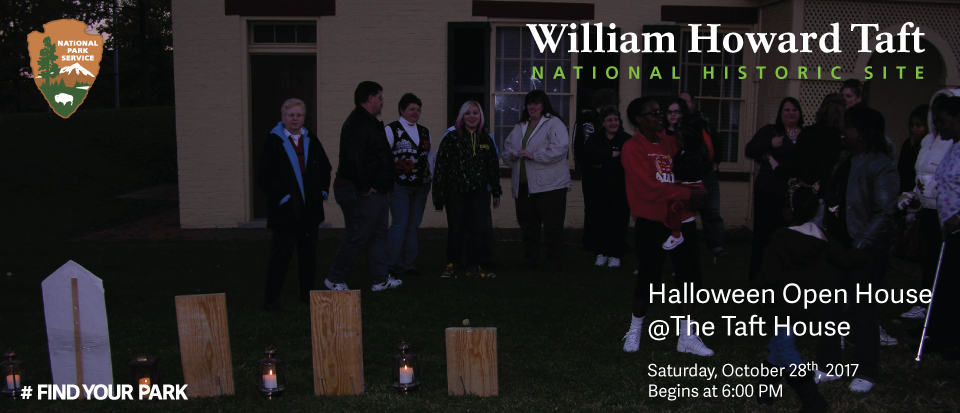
[384,93,434,277]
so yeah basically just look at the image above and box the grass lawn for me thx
[1,108,959,412]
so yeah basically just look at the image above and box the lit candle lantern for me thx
[258,347,285,399]
[1,351,25,399]
[129,355,159,390]
[391,342,420,392]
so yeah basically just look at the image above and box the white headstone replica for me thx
[42,261,113,388]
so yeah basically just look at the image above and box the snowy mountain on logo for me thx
[60,63,94,77]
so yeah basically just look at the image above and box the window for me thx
[250,23,317,44]
[492,26,574,152]
[679,31,744,163]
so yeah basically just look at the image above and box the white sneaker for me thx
[814,369,841,384]
[849,378,874,393]
[879,326,898,346]
[324,278,349,291]
[607,257,621,268]
[901,305,926,320]
[622,328,641,353]
[677,334,714,357]
[662,234,684,250]
[595,254,608,266]
[371,275,402,292]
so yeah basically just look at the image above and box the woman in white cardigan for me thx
[898,88,959,320]
[502,90,572,270]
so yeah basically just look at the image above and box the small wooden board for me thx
[446,327,498,396]
[310,290,364,395]
[175,293,234,397]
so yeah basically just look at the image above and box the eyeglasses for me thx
[666,110,681,115]
[639,110,662,117]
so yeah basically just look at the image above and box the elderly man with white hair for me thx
[258,98,332,312]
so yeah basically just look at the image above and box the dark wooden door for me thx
[250,54,317,219]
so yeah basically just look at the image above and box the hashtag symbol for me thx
[20,385,32,400]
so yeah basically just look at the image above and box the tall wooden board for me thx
[446,327,498,396]
[42,261,113,390]
[310,290,364,395]
[175,293,234,397]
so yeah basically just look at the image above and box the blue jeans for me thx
[327,184,389,284]
[767,325,804,369]
[385,183,431,271]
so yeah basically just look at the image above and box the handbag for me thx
[892,215,922,262]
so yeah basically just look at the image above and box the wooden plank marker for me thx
[175,293,234,397]
[445,327,498,397]
[42,261,114,393]
[310,290,363,396]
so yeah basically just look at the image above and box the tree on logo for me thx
[38,36,59,84]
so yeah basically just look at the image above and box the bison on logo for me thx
[27,19,104,118]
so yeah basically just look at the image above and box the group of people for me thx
[256,78,960,410]
[740,80,960,411]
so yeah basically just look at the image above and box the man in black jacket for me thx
[259,98,332,312]
[324,81,402,292]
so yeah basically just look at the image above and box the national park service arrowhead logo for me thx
[28,19,103,119]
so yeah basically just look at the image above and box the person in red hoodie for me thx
[620,97,711,356]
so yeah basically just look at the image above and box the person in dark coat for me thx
[745,97,805,281]
[580,105,631,266]
[258,98,332,312]
[819,106,900,393]
[573,89,619,253]
[753,185,867,412]
[325,81,403,292]
[680,92,727,257]
[775,93,845,196]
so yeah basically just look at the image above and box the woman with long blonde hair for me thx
[432,101,502,278]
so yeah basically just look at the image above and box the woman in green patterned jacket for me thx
[433,101,502,279]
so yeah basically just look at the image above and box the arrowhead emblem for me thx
[27,19,104,119]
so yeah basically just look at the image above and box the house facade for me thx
[171,0,960,228]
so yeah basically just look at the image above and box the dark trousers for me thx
[264,226,318,305]
[580,174,600,252]
[928,232,959,342]
[515,185,567,269]
[478,197,495,266]
[919,208,942,291]
[633,218,702,306]
[700,169,725,253]
[444,191,490,269]
[328,184,390,284]
[816,248,884,382]
[588,192,629,258]
[749,191,787,281]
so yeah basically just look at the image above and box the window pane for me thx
[519,60,545,92]
[297,25,317,43]
[521,29,546,60]
[497,27,521,59]
[494,94,522,149]
[252,25,273,43]
[701,70,721,97]
[683,65,701,96]
[699,99,720,128]
[701,40,722,65]
[545,60,571,94]
[275,25,296,43]
[548,95,571,128]
[496,60,520,92]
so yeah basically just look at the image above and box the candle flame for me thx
[269,369,273,375]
